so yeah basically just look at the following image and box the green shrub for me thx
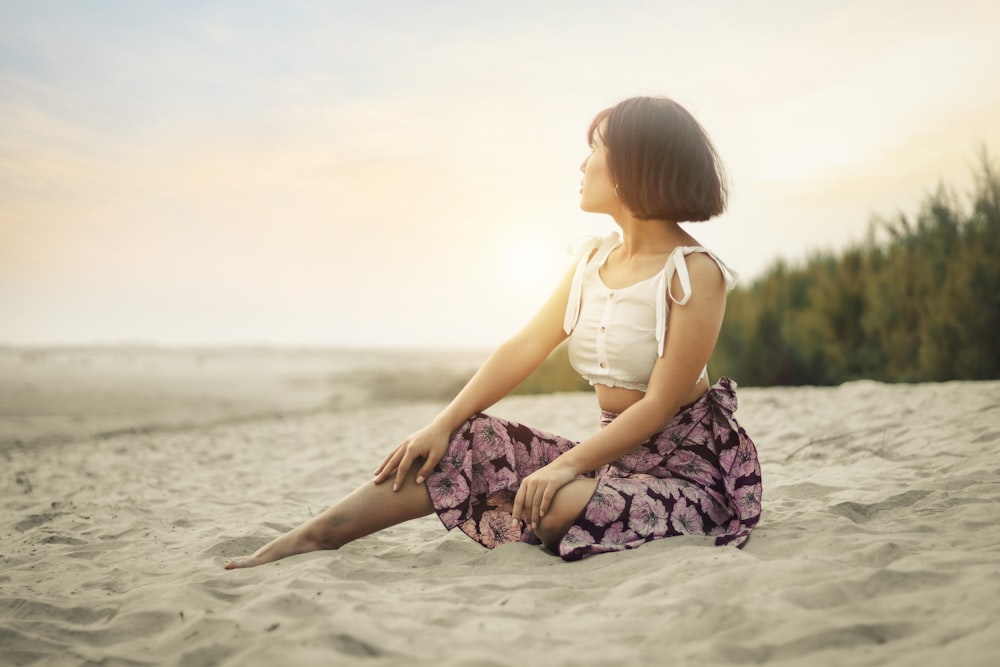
[714,151,1000,385]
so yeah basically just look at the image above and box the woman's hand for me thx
[373,422,451,491]
[511,461,578,532]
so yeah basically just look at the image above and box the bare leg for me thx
[224,466,434,569]
[531,478,599,552]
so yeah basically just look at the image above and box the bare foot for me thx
[223,526,324,570]
[224,475,434,570]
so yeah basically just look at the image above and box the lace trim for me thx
[585,376,649,392]
[583,365,708,393]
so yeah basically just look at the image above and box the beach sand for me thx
[1,348,999,666]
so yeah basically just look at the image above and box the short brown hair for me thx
[588,97,727,222]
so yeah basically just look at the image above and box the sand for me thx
[1,348,999,666]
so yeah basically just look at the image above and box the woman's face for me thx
[579,122,618,215]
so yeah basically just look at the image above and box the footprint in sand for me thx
[826,490,930,524]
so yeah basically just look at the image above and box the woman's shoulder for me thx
[567,232,619,267]
[673,245,739,291]
[569,232,618,255]
[681,251,728,290]
[661,245,738,306]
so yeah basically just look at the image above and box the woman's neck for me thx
[612,214,691,259]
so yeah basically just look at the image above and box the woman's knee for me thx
[533,515,571,551]
[532,479,597,551]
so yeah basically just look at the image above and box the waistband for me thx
[599,377,738,427]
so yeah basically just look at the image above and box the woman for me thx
[224,96,761,569]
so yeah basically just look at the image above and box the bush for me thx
[714,151,1000,385]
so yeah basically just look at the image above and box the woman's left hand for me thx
[511,461,578,532]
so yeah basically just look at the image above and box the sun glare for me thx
[502,238,559,290]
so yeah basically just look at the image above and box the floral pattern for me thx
[425,377,762,560]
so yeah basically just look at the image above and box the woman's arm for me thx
[374,258,578,490]
[512,253,728,524]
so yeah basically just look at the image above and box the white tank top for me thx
[563,232,738,392]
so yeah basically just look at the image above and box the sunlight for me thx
[502,237,560,291]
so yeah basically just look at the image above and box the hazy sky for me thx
[2,0,999,348]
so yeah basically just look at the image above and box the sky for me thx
[2,0,999,349]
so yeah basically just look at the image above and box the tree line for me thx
[713,153,999,385]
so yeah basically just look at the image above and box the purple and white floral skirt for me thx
[425,377,762,561]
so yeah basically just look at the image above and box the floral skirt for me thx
[425,377,762,561]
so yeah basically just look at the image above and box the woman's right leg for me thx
[224,466,434,570]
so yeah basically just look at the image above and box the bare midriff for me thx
[594,374,710,416]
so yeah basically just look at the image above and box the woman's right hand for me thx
[373,421,451,492]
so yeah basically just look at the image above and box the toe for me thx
[224,557,253,570]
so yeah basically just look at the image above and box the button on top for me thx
[599,326,606,333]
[608,292,616,300]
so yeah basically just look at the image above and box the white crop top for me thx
[563,232,738,392]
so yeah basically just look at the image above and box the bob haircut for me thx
[588,97,727,222]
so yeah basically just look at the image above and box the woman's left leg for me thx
[530,478,598,552]
[224,465,434,570]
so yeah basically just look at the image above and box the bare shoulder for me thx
[686,251,727,287]
[671,250,726,300]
